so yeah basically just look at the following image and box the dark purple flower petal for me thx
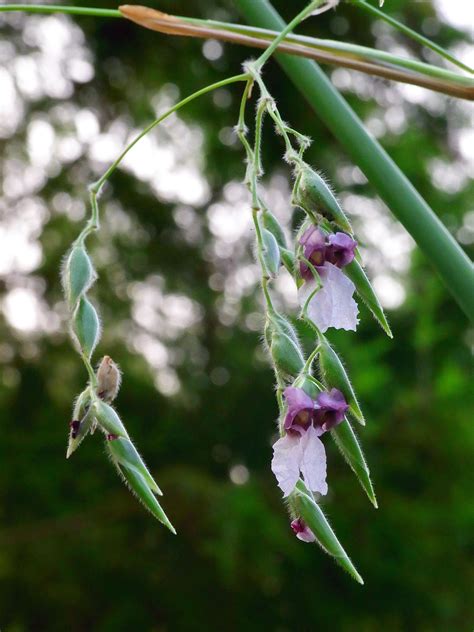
[283,386,315,434]
[325,232,357,268]
[290,518,316,543]
[299,226,326,280]
[314,388,348,432]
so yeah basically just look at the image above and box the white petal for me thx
[299,263,359,333]
[299,426,328,496]
[271,434,302,497]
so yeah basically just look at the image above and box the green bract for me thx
[318,333,365,425]
[63,245,96,308]
[345,259,392,337]
[295,166,353,234]
[73,297,101,359]
[261,228,281,277]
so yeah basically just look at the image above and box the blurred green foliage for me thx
[0,1,472,630]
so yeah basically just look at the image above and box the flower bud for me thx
[73,297,101,359]
[271,330,305,377]
[63,245,96,308]
[96,355,121,403]
[344,259,392,337]
[295,167,353,235]
[317,334,365,425]
[261,228,281,278]
[93,400,128,439]
[262,209,287,249]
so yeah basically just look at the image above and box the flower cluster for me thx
[271,386,348,498]
[298,225,359,333]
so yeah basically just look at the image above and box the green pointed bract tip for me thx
[108,445,175,534]
[317,333,365,426]
[73,296,101,359]
[261,228,281,278]
[331,419,378,508]
[93,400,128,439]
[294,483,364,584]
[66,389,93,458]
[271,330,305,378]
[262,209,287,249]
[280,247,296,274]
[345,259,393,338]
[107,436,162,495]
[67,411,95,458]
[296,167,354,236]
[63,245,96,308]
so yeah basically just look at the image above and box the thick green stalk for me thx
[235,0,474,322]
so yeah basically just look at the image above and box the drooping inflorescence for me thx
[56,0,391,581]
[235,55,392,583]
[61,195,175,534]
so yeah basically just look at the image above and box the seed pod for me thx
[73,297,101,359]
[262,209,287,249]
[271,330,305,378]
[261,228,281,278]
[63,245,96,308]
[107,436,162,495]
[318,334,365,425]
[93,400,128,439]
[331,419,377,508]
[345,259,392,338]
[295,167,353,235]
[293,480,363,584]
[96,355,122,403]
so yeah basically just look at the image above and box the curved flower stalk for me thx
[230,2,390,582]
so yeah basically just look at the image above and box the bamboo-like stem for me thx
[0,4,121,18]
[1,4,472,99]
[235,0,474,322]
[347,0,473,74]
[118,6,474,100]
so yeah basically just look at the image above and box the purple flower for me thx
[314,388,348,431]
[283,386,315,435]
[298,262,359,333]
[299,226,326,281]
[326,232,357,268]
[290,518,316,543]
